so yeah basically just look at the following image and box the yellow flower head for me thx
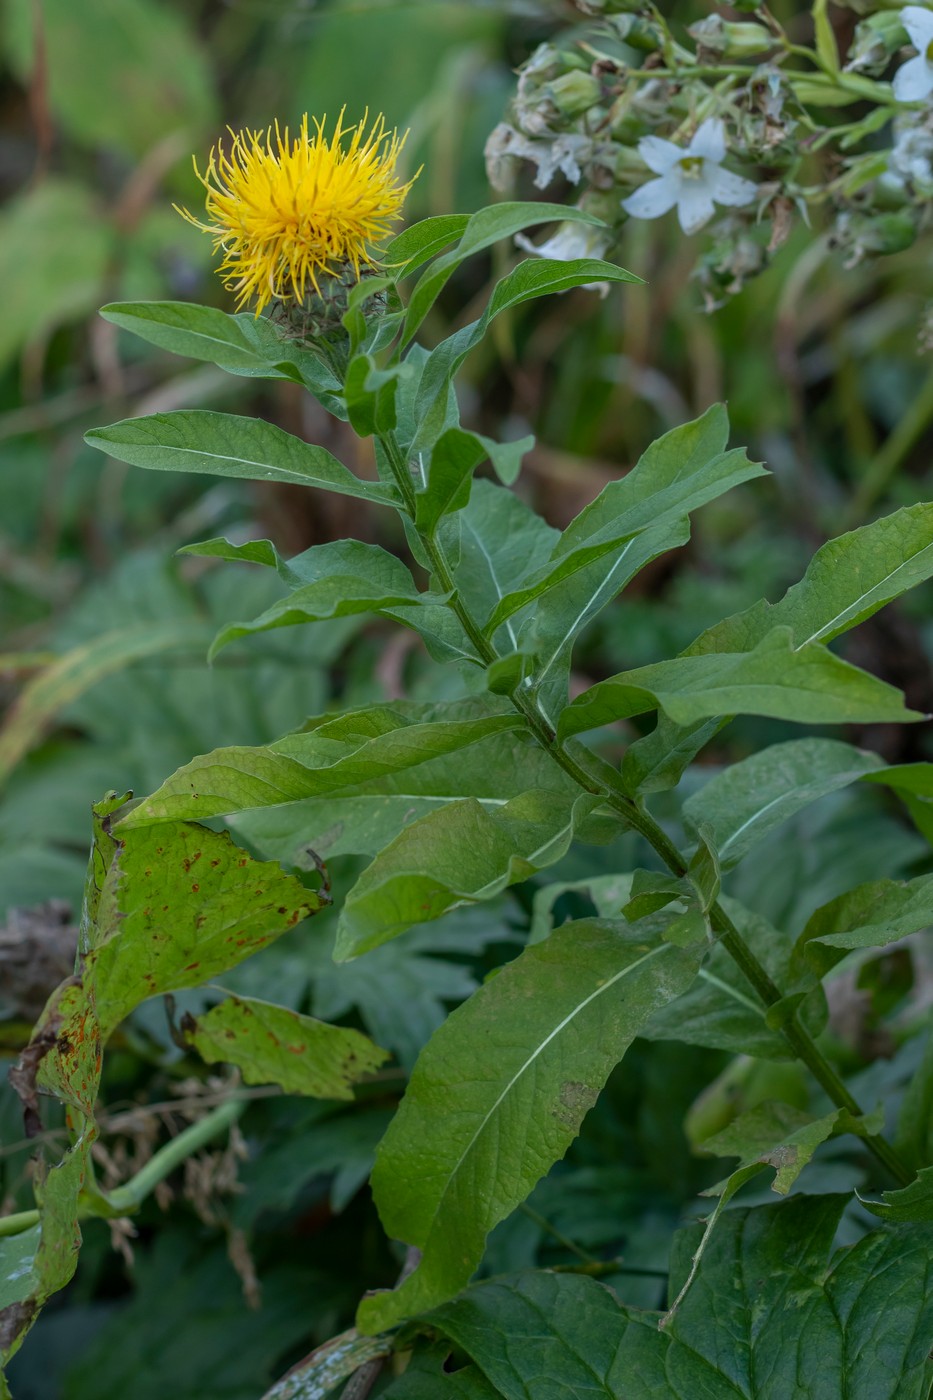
[177,111,414,315]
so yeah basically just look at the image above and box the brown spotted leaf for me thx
[182,994,387,1100]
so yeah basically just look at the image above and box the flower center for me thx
[926,38,933,61]
[678,155,706,178]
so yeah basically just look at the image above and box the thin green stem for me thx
[0,1098,245,1239]
[409,499,913,1187]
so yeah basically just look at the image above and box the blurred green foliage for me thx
[1,1,933,1396]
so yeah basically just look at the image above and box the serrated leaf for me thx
[101,302,344,411]
[85,411,400,503]
[117,700,524,828]
[683,738,886,869]
[181,994,386,1100]
[357,916,703,1330]
[689,502,933,655]
[558,626,919,739]
[335,790,599,960]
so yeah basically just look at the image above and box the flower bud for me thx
[846,10,911,72]
[547,70,602,118]
[688,15,773,57]
[608,14,664,52]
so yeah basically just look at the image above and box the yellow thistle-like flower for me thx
[177,111,415,315]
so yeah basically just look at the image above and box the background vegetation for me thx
[1,1,932,1396]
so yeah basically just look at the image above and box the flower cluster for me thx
[486,2,933,307]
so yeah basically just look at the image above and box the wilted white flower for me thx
[485,123,591,192]
[894,6,933,102]
[888,117,933,190]
[515,218,613,295]
[621,119,758,234]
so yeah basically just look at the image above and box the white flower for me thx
[893,6,933,102]
[514,221,611,262]
[515,219,613,296]
[621,119,758,235]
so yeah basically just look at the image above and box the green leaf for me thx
[206,541,428,660]
[402,201,613,343]
[0,180,112,372]
[449,479,559,654]
[414,428,534,533]
[410,256,640,454]
[381,1346,500,1399]
[357,916,703,1330]
[860,1166,933,1223]
[100,302,344,410]
[698,1101,863,1196]
[343,353,402,437]
[334,790,600,960]
[683,738,886,869]
[116,700,525,828]
[528,406,767,719]
[3,0,215,158]
[85,411,400,504]
[656,1196,933,1398]
[813,0,840,72]
[180,994,386,1100]
[2,810,319,1362]
[690,502,933,655]
[422,1271,641,1400]
[795,871,933,976]
[383,214,471,279]
[644,896,826,1059]
[558,626,919,739]
[895,1021,933,1171]
[621,714,728,797]
[230,726,575,864]
[0,621,213,785]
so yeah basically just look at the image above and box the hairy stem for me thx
[410,495,911,1187]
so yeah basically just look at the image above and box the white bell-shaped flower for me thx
[622,119,757,235]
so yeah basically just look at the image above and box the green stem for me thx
[0,1098,245,1239]
[843,361,933,528]
[412,502,912,1187]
